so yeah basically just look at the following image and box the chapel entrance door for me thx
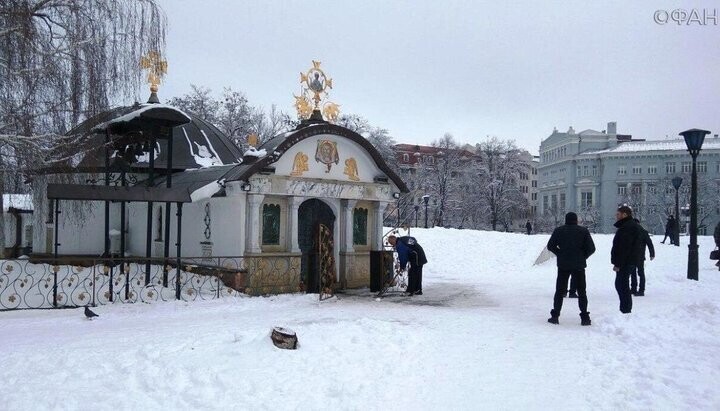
[298,199,335,294]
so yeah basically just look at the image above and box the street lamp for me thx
[414,204,420,228]
[680,128,710,281]
[422,195,430,229]
[671,176,682,247]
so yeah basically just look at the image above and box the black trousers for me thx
[631,261,646,293]
[662,230,675,245]
[407,264,423,293]
[553,269,588,314]
[615,265,635,313]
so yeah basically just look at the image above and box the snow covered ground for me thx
[2,228,720,410]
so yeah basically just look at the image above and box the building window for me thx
[559,193,566,211]
[581,191,592,208]
[697,161,707,173]
[618,186,627,195]
[648,165,657,175]
[592,165,598,176]
[631,185,642,195]
[550,194,558,210]
[666,162,676,174]
[353,208,368,245]
[682,162,691,173]
[532,180,537,188]
[647,184,656,194]
[402,153,409,163]
[261,204,281,245]
[531,192,537,201]
[583,165,589,176]
[717,162,720,173]
[632,166,642,175]
[618,166,627,176]
[576,166,581,177]
[542,195,549,211]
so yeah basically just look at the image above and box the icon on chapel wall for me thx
[315,140,339,172]
[290,152,309,176]
[344,157,360,181]
[293,61,340,123]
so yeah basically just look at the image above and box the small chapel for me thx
[29,59,408,295]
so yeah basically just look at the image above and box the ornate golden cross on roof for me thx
[140,51,168,93]
[294,60,340,122]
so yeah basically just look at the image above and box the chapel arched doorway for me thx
[298,199,335,293]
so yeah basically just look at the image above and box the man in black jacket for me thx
[661,215,676,245]
[611,205,643,314]
[631,219,655,296]
[714,222,720,270]
[546,212,596,325]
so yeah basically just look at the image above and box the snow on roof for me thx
[93,104,191,131]
[2,194,33,212]
[189,180,223,202]
[581,138,720,155]
[578,129,604,136]
[243,147,267,158]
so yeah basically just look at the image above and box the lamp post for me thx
[422,195,430,229]
[680,128,710,281]
[414,205,419,228]
[671,176,682,247]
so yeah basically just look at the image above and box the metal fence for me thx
[0,254,302,311]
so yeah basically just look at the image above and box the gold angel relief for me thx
[344,157,360,181]
[290,152,309,176]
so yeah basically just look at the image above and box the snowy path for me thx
[1,229,719,410]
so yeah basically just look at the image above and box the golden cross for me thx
[140,51,168,93]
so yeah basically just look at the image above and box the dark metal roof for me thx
[46,104,243,173]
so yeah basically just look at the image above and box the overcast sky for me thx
[156,0,720,153]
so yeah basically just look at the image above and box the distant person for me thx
[388,235,427,296]
[546,212,596,326]
[611,205,643,314]
[526,220,533,235]
[661,215,676,245]
[714,221,720,270]
[631,219,655,296]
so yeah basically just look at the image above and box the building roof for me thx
[581,138,720,155]
[45,103,243,173]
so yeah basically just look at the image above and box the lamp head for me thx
[680,128,710,155]
[672,176,683,190]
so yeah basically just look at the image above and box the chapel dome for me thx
[62,103,243,172]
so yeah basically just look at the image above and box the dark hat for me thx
[565,212,578,224]
[617,204,633,216]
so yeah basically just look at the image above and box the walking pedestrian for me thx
[713,221,720,271]
[388,235,428,296]
[661,215,676,245]
[546,212,596,326]
[631,219,655,296]
[611,205,643,314]
[526,220,533,235]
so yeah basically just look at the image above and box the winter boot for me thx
[580,312,591,326]
[547,309,559,324]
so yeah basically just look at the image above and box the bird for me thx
[84,306,99,320]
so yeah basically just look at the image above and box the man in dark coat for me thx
[546,212,596,326]
[714,222,720,270]
[611,205,643,314]
[631,219,655,296]
[661,215,676,245]
[526,220,532,235]
[388,235,428,296]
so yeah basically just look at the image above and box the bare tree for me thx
[1,0,167,256]
[476,137,530,231]
[168,86,295,151]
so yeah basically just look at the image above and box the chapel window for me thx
[353,208,368,246]
[262,204,281,245]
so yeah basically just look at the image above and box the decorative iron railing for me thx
[0,254,303,310]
